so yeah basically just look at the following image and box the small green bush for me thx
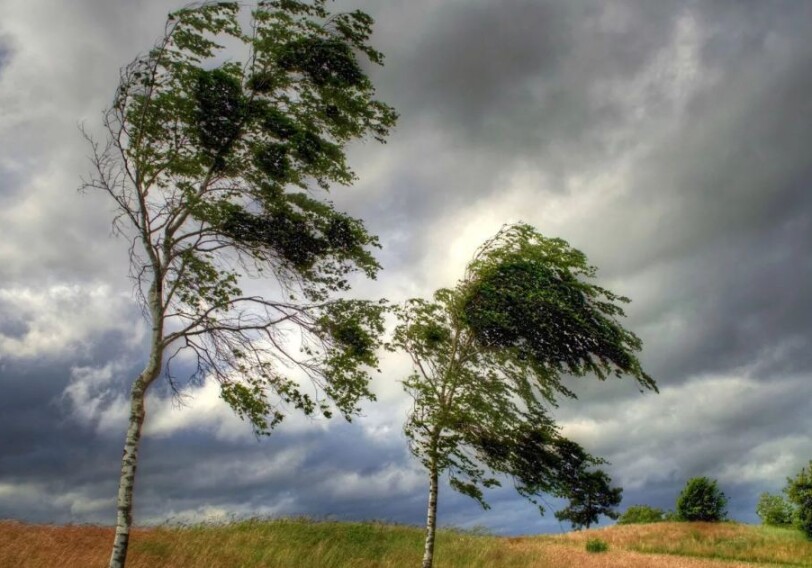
[756,492,794,527]
[617,505,665,524]
[585,538,609,553]
[676,477,728,522]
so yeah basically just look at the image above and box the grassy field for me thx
[1,518,810,567]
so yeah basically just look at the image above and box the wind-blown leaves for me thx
[389,223,653,567]
[461,223,656,391]
[86,4,396,564]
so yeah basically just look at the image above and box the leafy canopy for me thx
[86,0,396,434]
[676,477,728,522]
[460,223,655,396]
[756,492,793,527]
[618,505,666,525]
[786,461,812,538]
[551,444,622,529]
[390,223,653,513]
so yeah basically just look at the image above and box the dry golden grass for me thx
[551,522,812,566]
[1,518,809,568]
[507,540,762,567]
[0,519,529,568]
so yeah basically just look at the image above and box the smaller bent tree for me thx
[389,223,655,568]
[493,424,622,531]
[553,465,622,530]
[500,428,623,530]
[83,3,396,568]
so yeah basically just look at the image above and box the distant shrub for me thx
[785,461,812,539]
[585,538,609,553]
[618,505,665,525]
[756,492,793,527]
[676,477,728,522]
[663,510,680,522]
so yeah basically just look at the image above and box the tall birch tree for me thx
[389,223,656,568]
[82,2,396,567]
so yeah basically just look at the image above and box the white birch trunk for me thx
[108,376,149,568]
[421,459,440,568]
[109,280,163,568]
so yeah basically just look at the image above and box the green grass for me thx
[611,522,812,566]
[128,518,537,568]
[121,519,812,567]
[5,517,812,568]
[584,538,609,553]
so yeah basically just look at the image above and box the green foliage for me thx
[554,466,622,530]
[193,68,244,169]
[389,223,651,514]
[756,492,793,527]
[460,223,656,395]
[89,1,396,434]
[618,505,665,525]
[785,461,812,538]
[585,538,609,553]
[676,477,728,522]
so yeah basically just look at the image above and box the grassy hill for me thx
[2,518,811,567]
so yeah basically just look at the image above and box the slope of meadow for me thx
[1,518,810,568]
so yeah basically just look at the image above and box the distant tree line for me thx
[757,462,812,538]
[617,467,812,541]
[618,477,727,525]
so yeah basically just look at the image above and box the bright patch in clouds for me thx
[64,365,332,441]
[0,284,142,359]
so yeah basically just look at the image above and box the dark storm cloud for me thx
[0,352,136,522]
[616,213,812,386]
[591,17,812,386]
[335,0,682,266]
[388,1,674,147]
[117,423,565,534]
[0,329,143,464]
[0,38,11,77]
[0,327,556,533]
[356,0,812,281]
[606,41,812,274]
[0,307,28,340]
[369,0,812,383]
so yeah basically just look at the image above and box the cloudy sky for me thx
[1,0,811,535]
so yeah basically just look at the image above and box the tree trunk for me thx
[108,272,163,568]
[421,459,440,568]
[107,376,147,568]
